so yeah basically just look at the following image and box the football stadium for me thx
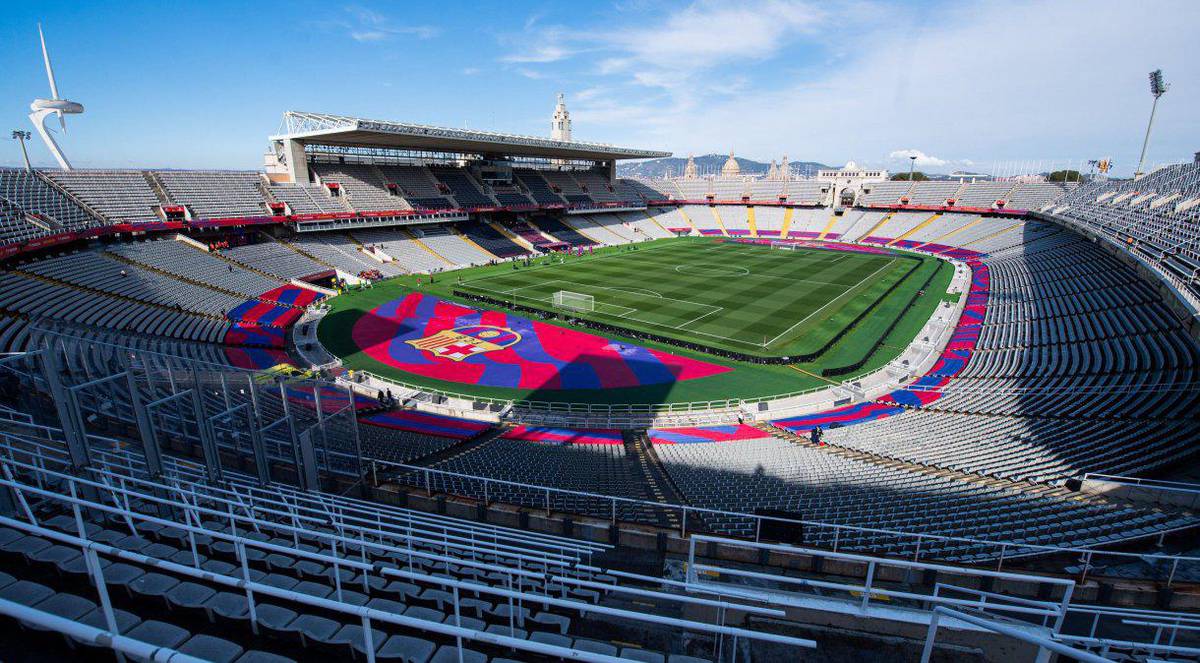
[0,4,1197,662]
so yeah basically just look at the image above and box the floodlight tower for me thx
[28,24,84,170]
[1133,69,1169,179]
[908,155,917,181]
[11,131,33,170]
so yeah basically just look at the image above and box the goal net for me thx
[552,290,594,313]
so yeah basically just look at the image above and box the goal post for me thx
[552,290,594,313]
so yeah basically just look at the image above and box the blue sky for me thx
[0,0,1196,175]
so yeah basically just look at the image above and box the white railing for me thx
[0,438,818,662]
[372,457,1200,577]
[0,597,206,663]
[8,336,1200,581]
[1080,473,1200,511]
[685,536,1074,628]
[921,607,1109,663]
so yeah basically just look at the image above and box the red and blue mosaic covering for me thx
[350,293,730,391]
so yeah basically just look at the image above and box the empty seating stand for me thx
[514,171,567,206]
[155,171,269,219]
[0,169,100,234]
[21,250,243,317]
[0,271,226,343]
[290,233,405,277]
[110,240,284,298]
[44,170,162,223]
[540,171,592,205]
[530,216,595,246]
[429,169,495,208]
[311,164,410,212]
[221,241,329,281]
[0,197,49,245]
[376,165,455,210]
[268,184,348,215]
[457,221,529,258]
[412,226,495,266]
[350,227,450,273]
[653,434,1188,560]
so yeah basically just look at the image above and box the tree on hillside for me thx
[1046,170,1083,182]
[890,171,929,181]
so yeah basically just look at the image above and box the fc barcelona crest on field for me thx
[405,325,522,362]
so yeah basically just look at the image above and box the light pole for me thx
[11,131,33,171]
[1134,69,1169,179]
[908,155,917,181]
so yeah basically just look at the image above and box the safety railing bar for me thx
[389,460,1200,564]
[14,371,1200,569]
[0,514,817,653]
[37,442,607,567]
[0,597,208,663]
[69,428,604,553]
[1120,619,1200,631]
[217,471,607,552]
[548,575,787,618]
[690,536,1078,586]
[932,584,1064,611]
[4,433,604,558]
[0,464,587,580]
[66,371,129,393]
[0,467,782,620]
[689,575,1060,619]
[1056,633,1200,656]
[922,607,1109,663]
[1065,604,1200,620]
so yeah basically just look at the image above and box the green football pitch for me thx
[319,237,952,404]
[455,240,918,358]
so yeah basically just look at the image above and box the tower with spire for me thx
[551,93,571,142]
[683,154,698,179]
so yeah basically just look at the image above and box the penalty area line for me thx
[762,258,897,347]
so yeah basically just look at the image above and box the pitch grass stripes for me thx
[318,237,954,404]
[456,240,918,357]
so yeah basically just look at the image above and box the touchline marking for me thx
[457,239,695,285]
[456,240,902,349]
[763,258,897,347]
[604,286,663,298]
[675,306,725,330]
[465,279,762,346]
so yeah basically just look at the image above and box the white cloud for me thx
[502,44,572,64]
[888,149,948,168]
[574,87,607,102]
[344,6,438,42]
[461,67,481,76]
[351,30,388,42]
[502,0,824,90]
[548,0,1198,174]
[611,0,824,72]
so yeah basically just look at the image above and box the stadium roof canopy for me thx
[271,111,670,161]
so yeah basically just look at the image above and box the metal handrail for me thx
[368,457,1200,575]
[0,598,207,663]
[686,535,1073,630]
[1081,473,1200,493]
[0,480,818,660]
[921,607,1109,663]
